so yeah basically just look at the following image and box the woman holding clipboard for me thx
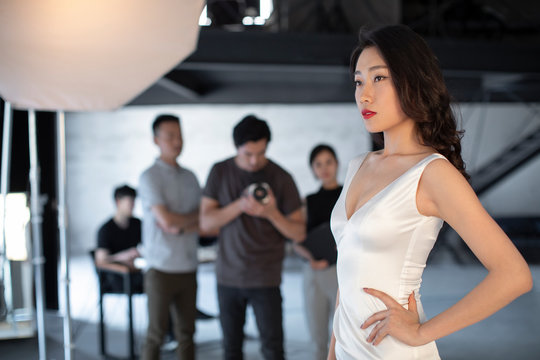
[295,144,342,360]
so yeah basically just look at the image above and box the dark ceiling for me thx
[128,0,540,106]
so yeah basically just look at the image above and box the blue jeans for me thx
[217,284,284,360]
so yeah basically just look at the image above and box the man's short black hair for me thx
[152,114,180,136]
[114,185,136,201]
[233,114,271,148]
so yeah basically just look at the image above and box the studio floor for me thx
[1,247,540,360]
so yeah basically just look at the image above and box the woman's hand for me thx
[310,259,329,270]
[361,288,428,347]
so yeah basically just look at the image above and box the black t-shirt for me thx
[97,217,141,254]
[302,186,342,264]
[306,186,342,232]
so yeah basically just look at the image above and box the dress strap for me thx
[421,153,447,166]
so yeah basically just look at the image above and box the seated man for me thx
[95,185,142,291]
[95,183,213,354]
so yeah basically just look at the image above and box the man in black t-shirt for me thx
[200,115,305,360]
[95,185,142,291]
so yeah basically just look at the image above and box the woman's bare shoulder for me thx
[422,156,467,186]
[418,156,476,216]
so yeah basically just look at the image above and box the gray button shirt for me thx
[139,159,201,273]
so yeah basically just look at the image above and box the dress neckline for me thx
[344,152,438,221]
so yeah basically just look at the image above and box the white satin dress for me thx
[331,153,445,360]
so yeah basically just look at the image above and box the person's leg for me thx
[132,271,144,293]
[217,284,247,360]
[170,272,197,360]
[160,316,177,352]
[249,287,284,360]
[303,264,329,360]
[142,269,172,360]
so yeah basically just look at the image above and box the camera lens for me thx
[253,184,268,201]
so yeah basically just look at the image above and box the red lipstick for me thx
[362,109,377,119]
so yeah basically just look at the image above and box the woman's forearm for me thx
[328,289,340,360]
[293,244,313,261]
[327,333,337,360]
[419,265,532,344]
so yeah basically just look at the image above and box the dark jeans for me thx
[217,284,284,360]
[142,269,197,360]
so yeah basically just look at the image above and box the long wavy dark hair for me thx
[350,25,468,179]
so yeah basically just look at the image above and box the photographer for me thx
[200,115,305,360]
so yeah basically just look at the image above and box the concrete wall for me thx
[65,103,540,254]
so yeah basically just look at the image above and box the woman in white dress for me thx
[327,25,532,360]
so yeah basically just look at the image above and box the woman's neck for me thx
[321,179,339,190]
[381,120,428,156]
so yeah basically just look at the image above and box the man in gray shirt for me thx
[200,115,305,360]
[139,114,200,360]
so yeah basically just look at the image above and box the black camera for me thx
[247,182,271,204]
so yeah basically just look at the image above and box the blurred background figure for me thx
[294,144,341,360]
[139,114,201,360]
[94,185,142,285]
[200,115,305,360]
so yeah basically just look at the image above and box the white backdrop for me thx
[65,102,540,254]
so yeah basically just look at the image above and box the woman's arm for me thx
[293,244,329,270]
[327,289,340,360]
[362,159,533,346]
[293,243,314,261]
